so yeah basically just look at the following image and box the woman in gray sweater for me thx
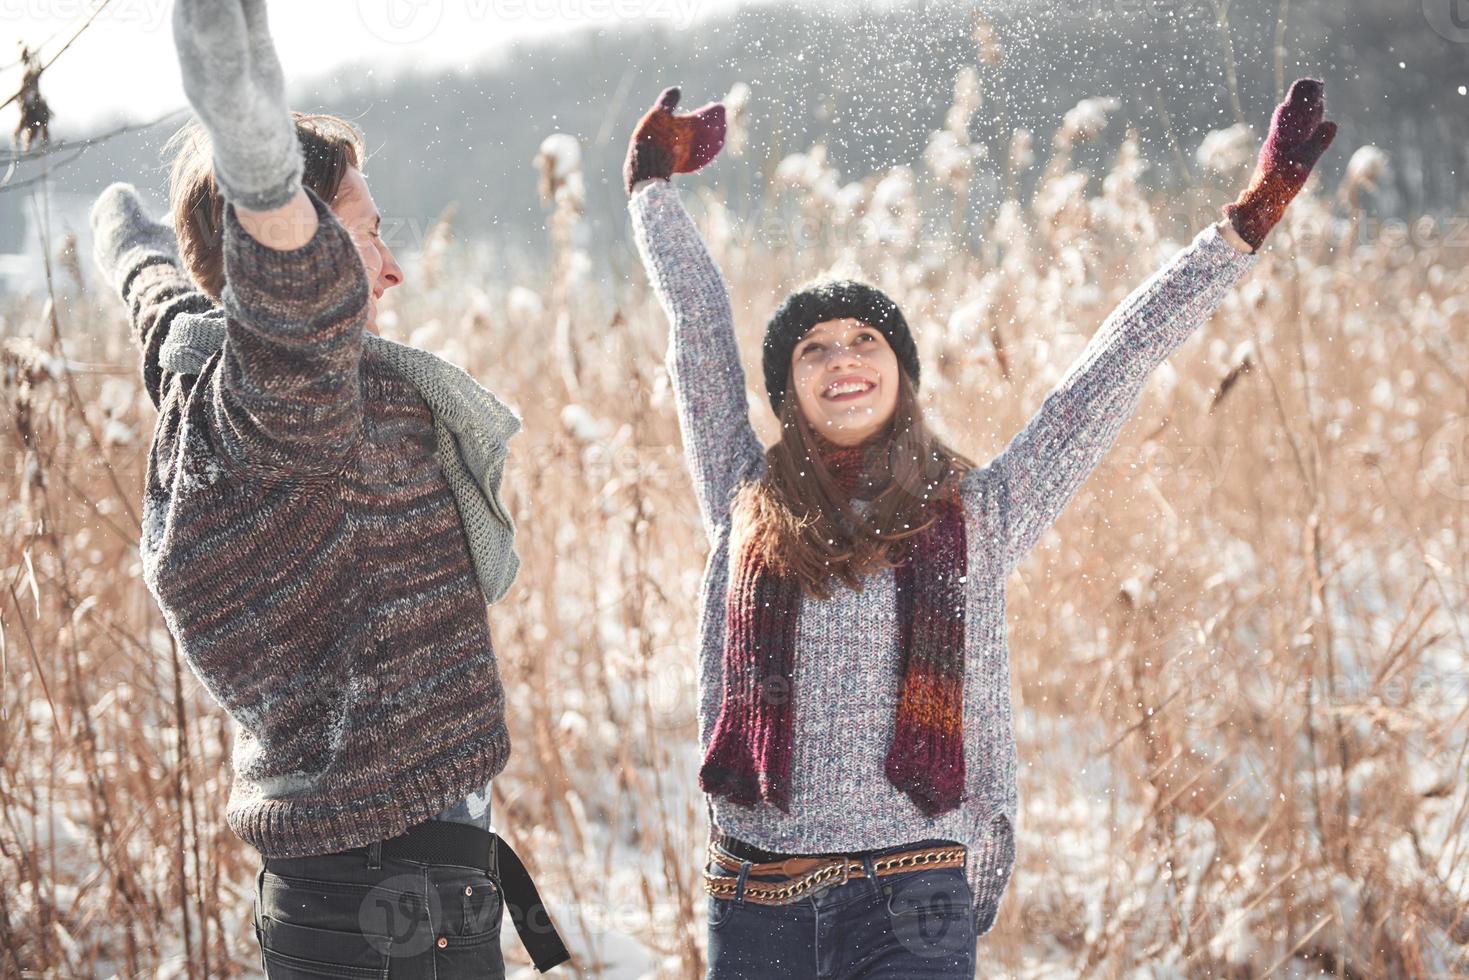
[625,81,1334,978]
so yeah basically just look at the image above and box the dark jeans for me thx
[253,844,505,979]
[705,838,976,980]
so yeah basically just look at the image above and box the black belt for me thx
[333,820,570,973]
[717,835,853,865]
[716,834,965,867]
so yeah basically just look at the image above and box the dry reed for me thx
[1,81,1466,979]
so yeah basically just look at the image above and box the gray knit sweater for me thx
[629,180,1256,933]
[114,187,512,857]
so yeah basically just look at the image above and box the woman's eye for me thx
[802,344,823,354]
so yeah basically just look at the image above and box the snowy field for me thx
[3,63,1468,979]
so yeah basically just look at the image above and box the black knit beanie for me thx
[762,279,920,413]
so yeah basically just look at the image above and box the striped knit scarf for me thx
[699,435,968,818]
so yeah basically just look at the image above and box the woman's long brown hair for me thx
[731,368,974,600]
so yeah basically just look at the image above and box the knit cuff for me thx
[1216,216,1257,254]
[1191,219,1259,271]
[969,812,1016,936]
[116,247,184,307]
[630,176,670,198]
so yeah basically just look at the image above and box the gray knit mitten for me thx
[89,182,180,300]
[171,0,301,211]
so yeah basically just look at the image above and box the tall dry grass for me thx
[2,82,1467,979]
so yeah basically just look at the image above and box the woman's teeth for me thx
[824,380,873,397]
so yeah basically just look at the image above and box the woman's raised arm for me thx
[625,89,765,538]
[975,222,1258,577]
[972,78,1336,577]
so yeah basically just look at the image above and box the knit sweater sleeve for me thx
[212,185,371,477]
[629,180,765,536]
[975,223,1256,576]
[122,258,218,408]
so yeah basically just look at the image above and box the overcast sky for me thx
[5,0,748,132]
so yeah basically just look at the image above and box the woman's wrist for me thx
[1217,218,1256,254]
[630,176,670,196]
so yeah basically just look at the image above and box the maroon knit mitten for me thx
[623,87,726,195]
[1223,77,1338,250]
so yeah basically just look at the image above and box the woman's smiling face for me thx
[790,317,901,445]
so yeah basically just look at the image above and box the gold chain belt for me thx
[704,842,967,906]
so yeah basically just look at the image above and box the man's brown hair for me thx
[164,112,367,301]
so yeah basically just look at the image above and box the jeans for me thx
[705,838,976,979]
[253,843,505,979]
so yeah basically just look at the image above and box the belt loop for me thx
[733,860,752,907]
[861,853,881,898]
[488,832,501,883]
[366,840,382,871]
[254,863,266,931]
